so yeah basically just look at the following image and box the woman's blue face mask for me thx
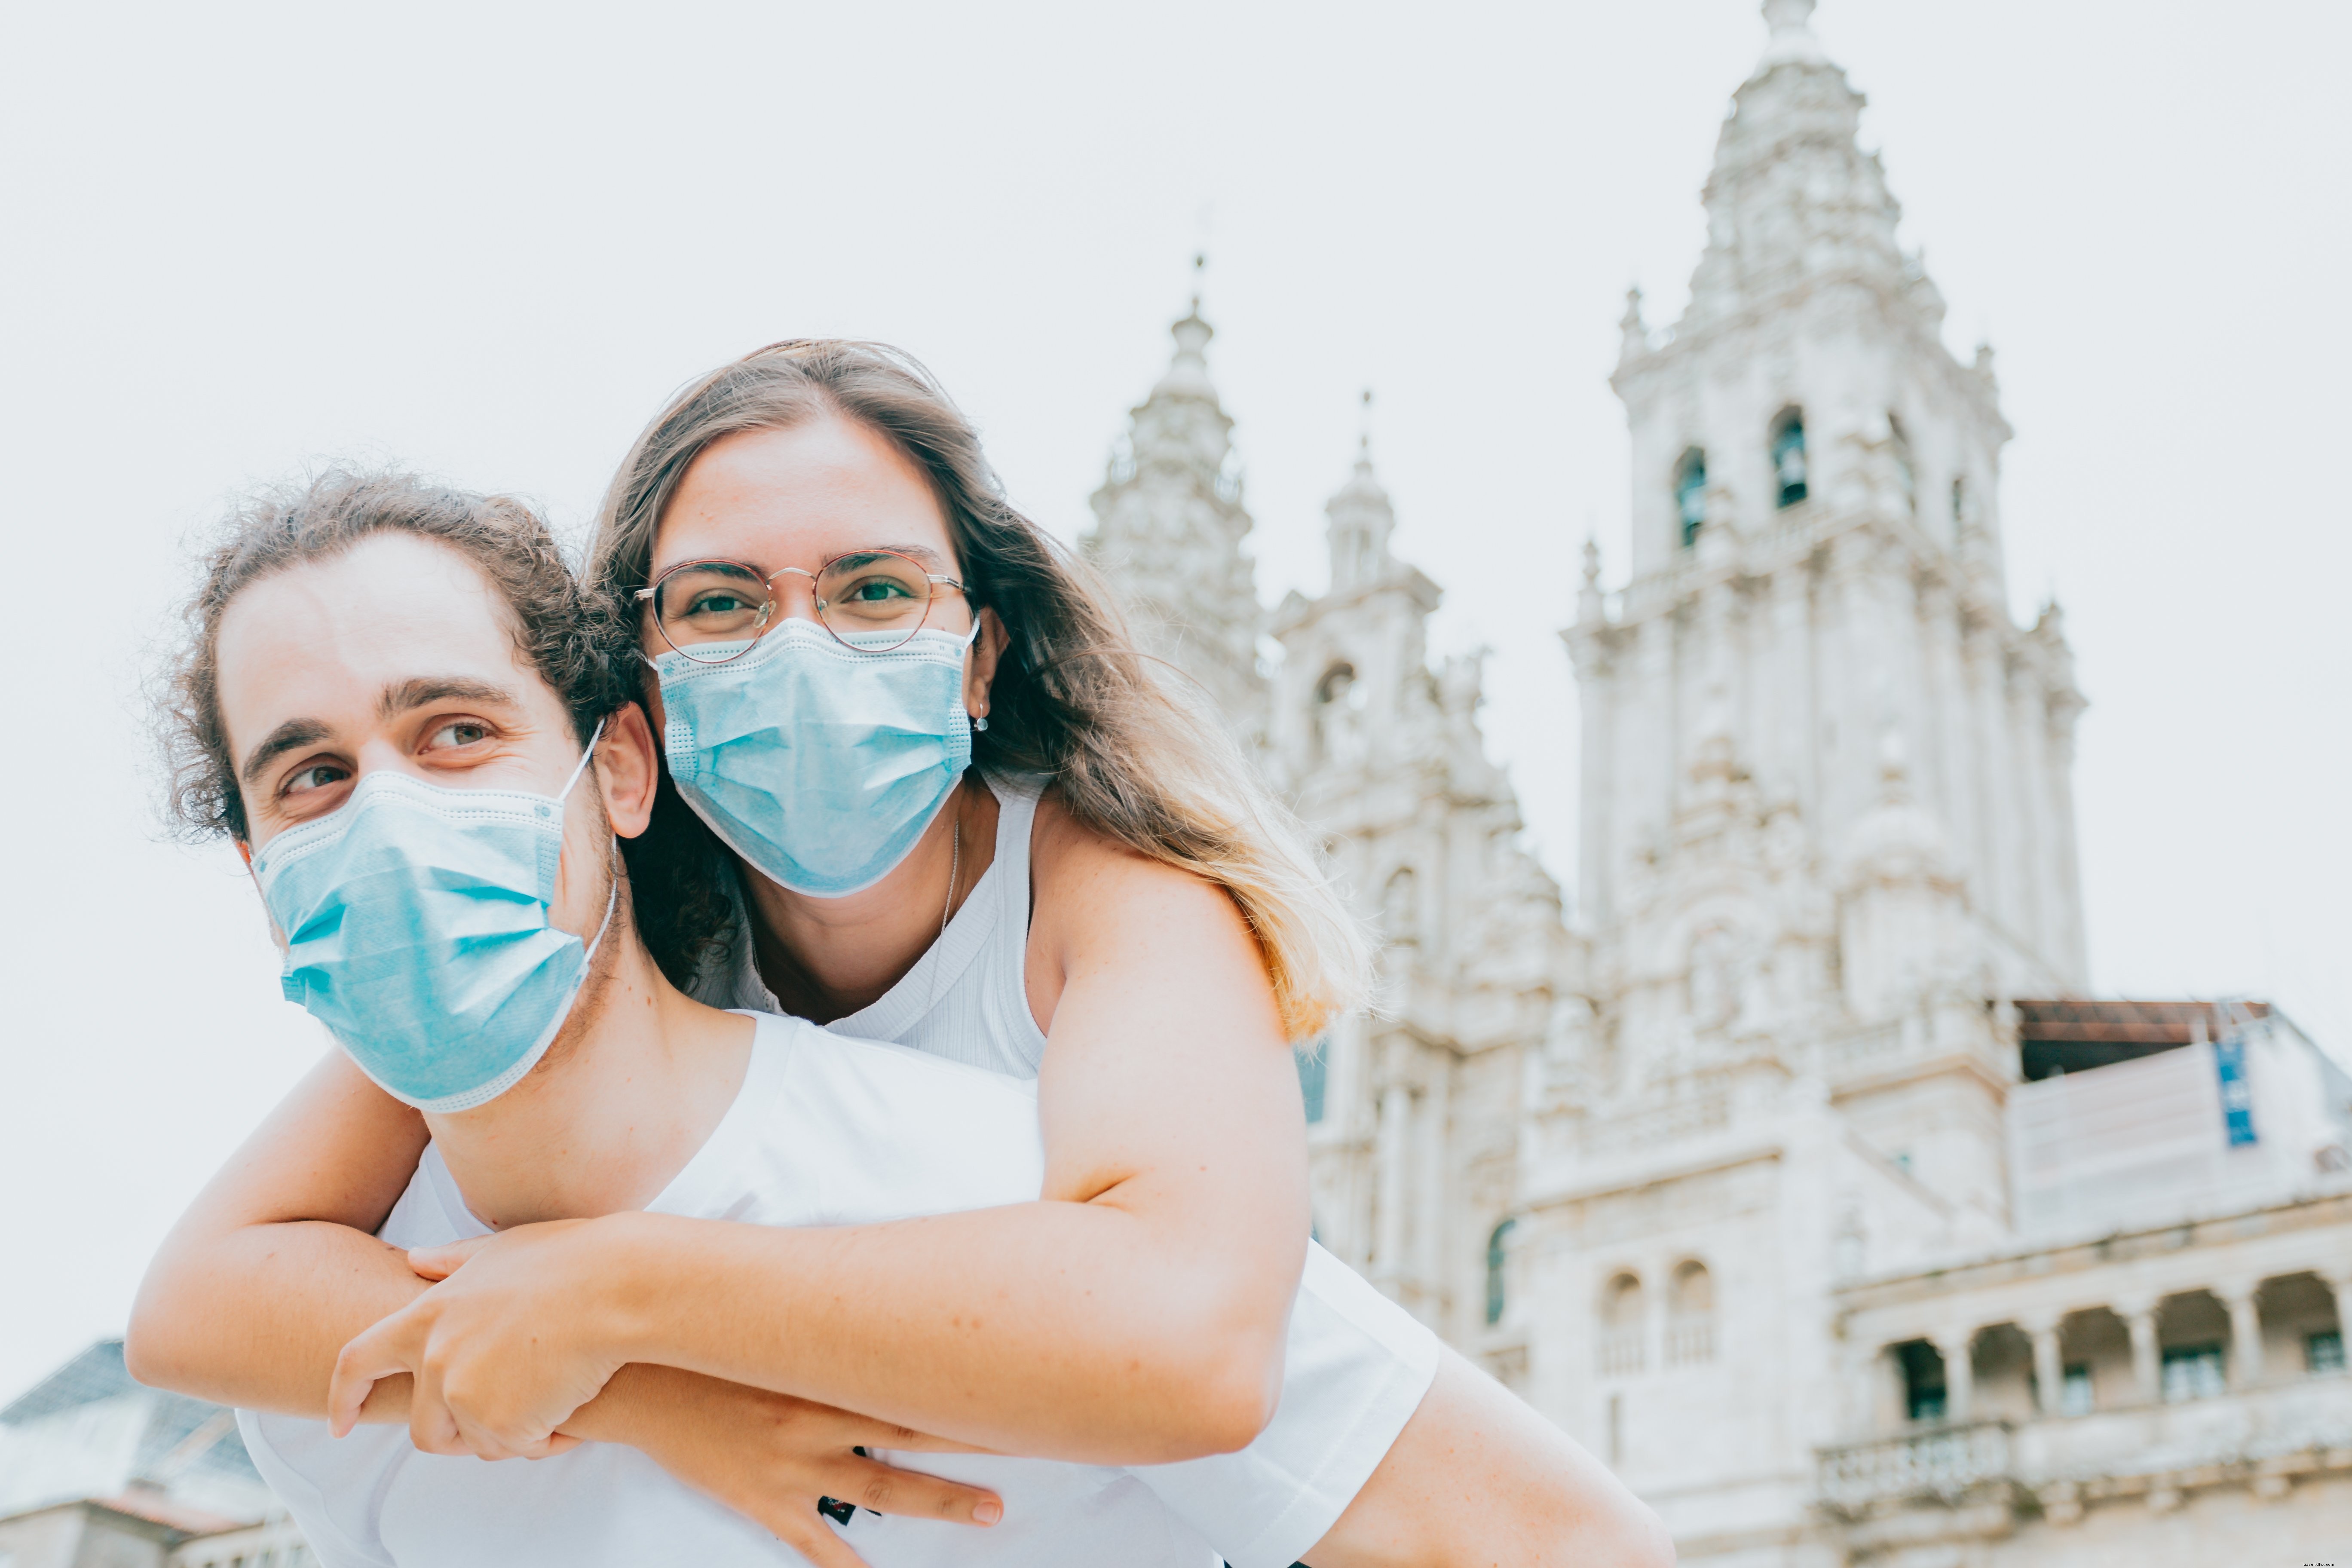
[251,726,616,1112]
[652,619,979,898]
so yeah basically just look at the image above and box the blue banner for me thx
[2214,1035,2258,1147]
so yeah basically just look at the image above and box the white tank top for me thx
[697,773,1053,1077]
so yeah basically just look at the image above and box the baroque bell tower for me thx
[1083,261,1269,742]
[1574,0,2085,1003]
[1520,2,2093,1547]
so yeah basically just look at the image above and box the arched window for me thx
[1485,1218,1519,1326]
[1769,407,1808,507]
[1887,413,1915,516]
[1674,447,1707,548]
[1670,1259,1714,1314]
[1311,662,1360,760]
[1950,476,1967,528]
[1381,867,1419,945]
[1598,1271,1647,1375]
[1666,1259,1717,1365]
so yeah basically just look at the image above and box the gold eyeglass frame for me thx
[636,549,969,665]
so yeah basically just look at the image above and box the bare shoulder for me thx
[1028,789,1251,948]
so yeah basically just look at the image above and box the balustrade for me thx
[1819,1420,2012,1509]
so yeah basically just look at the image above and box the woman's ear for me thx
[965,607,1007,722]
[597,703,661,839]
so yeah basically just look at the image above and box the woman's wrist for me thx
[576,1209,688,1367]
[557,1362,681,1446]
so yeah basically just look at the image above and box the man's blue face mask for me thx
[652,619,979,899]
[251,723,616,1113]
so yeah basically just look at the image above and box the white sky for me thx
[2,0,2346,1405]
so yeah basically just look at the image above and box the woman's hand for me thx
[328,1218,628,1457]
[565,1364,1002,1568]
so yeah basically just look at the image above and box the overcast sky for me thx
[2,0,2346,1404]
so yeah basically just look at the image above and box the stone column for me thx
[1932,1329,1975,1422]
[1373,1079,1412,1289]
[2323,1268,2352,1345]
[2025,1314,2065,1416]
[2219,1280,2265,1390]
[2120,1300,2162,1404]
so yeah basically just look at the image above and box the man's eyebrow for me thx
[377,677,522,720]
[239,719,332,788]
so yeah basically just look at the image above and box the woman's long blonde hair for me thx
[590,339,1368,1041]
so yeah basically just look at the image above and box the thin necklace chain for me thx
[940,809,961,938]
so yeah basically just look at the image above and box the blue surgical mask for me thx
[251,729,616,1113]
[652,619,977,897]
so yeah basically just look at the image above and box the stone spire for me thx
[1084,258,1266,735]
[1680,0,1905,332]
[1326,390,1397,592]
[1617,286,1648,364]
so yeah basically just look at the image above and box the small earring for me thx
[972,714,990,732]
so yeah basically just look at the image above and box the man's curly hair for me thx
[153,468,739,989]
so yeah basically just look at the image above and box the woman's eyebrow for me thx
[851,544,949,570]
[239,719,330,787]
[376,677,521,720]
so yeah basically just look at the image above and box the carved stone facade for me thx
[1084,3,2352,1563]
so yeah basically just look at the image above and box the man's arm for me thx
[1302,1351,1676,1568]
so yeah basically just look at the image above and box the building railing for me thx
[1816,1374,2352,1515]
[1664,1317,1716,1366]
[1596,1327,1646,1377]
[1817,1420,2013,1510]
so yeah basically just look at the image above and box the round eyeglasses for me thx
[637,551,970,664]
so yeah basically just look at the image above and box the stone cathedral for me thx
[1086,3,2352,1564]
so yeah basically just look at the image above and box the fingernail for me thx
[974,1500,1001,1525]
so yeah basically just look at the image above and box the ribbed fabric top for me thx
[694,773,1053,1078]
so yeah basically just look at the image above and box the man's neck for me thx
[744,776,998,1023]
[423,937,754,1230]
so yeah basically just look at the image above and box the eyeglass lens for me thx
[652,552,951,661]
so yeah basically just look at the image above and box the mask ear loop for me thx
[557,716,609,802]
[580,842,622,965]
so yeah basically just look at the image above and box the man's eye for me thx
[428,721,491,749]
[284,763,351,796]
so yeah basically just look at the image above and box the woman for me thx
[132,344,1666,1567]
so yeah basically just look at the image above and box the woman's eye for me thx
[427,720,491,750]
[284,763,351,796]
[843,579,913,602]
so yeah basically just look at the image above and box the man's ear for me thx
[964,607,1008,722]
[597,703,661,839]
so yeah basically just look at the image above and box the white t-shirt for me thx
[240,1014,1437,1568]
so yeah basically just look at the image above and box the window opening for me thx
[2160,1342,2226,1403]
[1770,408,1809,507]
[1295,1040,1328,1124]
[1898,1339,1947,1421]
[1485,1218,1518,1326]
[1675,448,1707,548]
[2309,1330,2346,1374]
[2060,1362,2094,1415]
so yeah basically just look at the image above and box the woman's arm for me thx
[126,1050,430,1415]
[328,827,1308,1464]
[127,1051,1003,1555]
